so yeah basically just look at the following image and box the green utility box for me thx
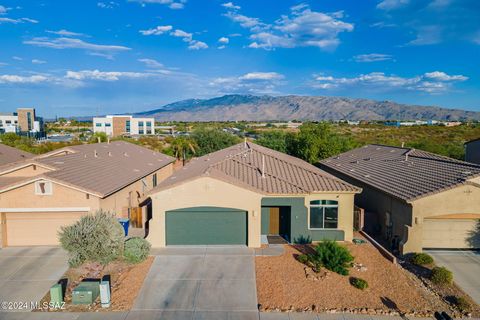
[50,284,63,304]
[72,281,100,305]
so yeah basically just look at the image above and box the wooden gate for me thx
[130,207,143,228]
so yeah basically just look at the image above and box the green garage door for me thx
[166,207,248,245]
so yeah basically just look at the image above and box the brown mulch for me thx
[256,239,452,317]
[36,256,153,312]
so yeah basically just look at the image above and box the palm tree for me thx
[171,137,198,165]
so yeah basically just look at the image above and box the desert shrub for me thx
[309,240,354,275]
[350,277,368,290]
[410,252,434,266]
[59,210,125,267]
[294,235,312,244]
[453,296,470,312]
[124,237,151,264]
[430,266,453,285]
[297,254,309,264]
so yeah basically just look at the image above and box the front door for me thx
[269,207,280,235]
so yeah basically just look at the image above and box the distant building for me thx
[93,115,155,137]
[0,108,44,137]
[465,138,480,164]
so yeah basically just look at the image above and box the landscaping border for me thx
[359,230,397,264]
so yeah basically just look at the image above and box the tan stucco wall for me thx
[401,184,480,253]
[100,163,173,217]
[304,193,355,242]
[0,164,52,178]
[147,177,263,248]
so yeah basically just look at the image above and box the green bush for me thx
[297,254,309,264]
[124,237,151,264]
[350,277,369,290]
[410,253,434,266]
[309,240,354,275]
[59,211,125,267]
[453,296,470,312]
[430,266,453,285]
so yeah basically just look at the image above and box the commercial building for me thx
[93,115,155,137]
[0,108,44,136]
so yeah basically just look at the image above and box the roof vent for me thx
[124,152,129,157]
[133,169,140,172]
[53,161,64,165]
[148,163,153,166]
[364,157,371,161]
[94,150,98,158]
[364,174,370,178]
[463,171,472,175]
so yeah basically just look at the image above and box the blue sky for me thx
[0,0,479,117]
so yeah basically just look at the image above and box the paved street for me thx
[427,250,480,305]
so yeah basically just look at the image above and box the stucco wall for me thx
[147,177,263,248]
[100,163,173,217]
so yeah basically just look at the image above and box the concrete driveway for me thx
[132,246,258,320]
[427,250,480,304]
[0,246,68,312]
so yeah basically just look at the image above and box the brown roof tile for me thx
[320,144,480,202]
[0,143,33,166]
[150,142,359,195]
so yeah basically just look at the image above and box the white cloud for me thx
[32,59,46,64]
[139,25,173,35]
[138,58,164,68]
[376,0,409,11]
[312,71,468,93]
[169,2,184,9]
[224,4,353,50]
[0,5,8,14]
[218,37,229,44]
[0,17,37,24]
[171,29,193,42]
[407,25,443,45]
[46,29,87,37]
[128,0,186,9]
[12,56,22,61]
[97,1,118,9]
[188,40,208,50]
[0,74,49,84]
[239,72,284,81]
[222,2,240,10]
[354,53,394,62]
[65,70,152,81]
[24,37,131,55]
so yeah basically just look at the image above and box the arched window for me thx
[309,200,338,229]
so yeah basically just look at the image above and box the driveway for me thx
[427,250,480,304]
[132,246,258,320]
[0,246,68,312]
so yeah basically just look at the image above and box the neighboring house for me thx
[142,142,360,248]
[0,143,33,166]
[320,144,480,254]
[93,115,155,137]
[0,108,44,137]
[465,138,480,164]
[0,141,174,247]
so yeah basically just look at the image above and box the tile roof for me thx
[0,143,33,166]
[150,142,359,195]
[320,144,480,202]
[0,141,175,197]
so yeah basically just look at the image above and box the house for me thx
[465,138,480,165]
[320,144,480,254]
[142,142,360,248]
[0,143,33,166]
[93,115,155,137]
[0,141,175,247]
[0,108,45,137]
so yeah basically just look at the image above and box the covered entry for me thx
[423,218,480,249]
[261,206,291,243]
[2,211,87,246]
[165,207,247,245]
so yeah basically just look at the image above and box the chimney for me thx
[261,155,265,178]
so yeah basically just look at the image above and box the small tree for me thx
[310,240,354,275]
[59,210,125,267]
[257,130,288,153]
[170,136,198,165]
[191,127,240,156]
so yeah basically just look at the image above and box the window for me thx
[138,121,144,127]
[139,129,144,134]
[35,181,52,195]
[309,200,338,229]
[146,129,152,134]
[146,121,152,127]
[153,173,157,187]
[95,123,102,127]
[105,123,111,127]
[126,120,131,133]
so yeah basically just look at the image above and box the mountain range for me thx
[134,95,480,121]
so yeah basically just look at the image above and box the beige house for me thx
[320,144,480,254]
[0,141,174,247]
[143,142,360,248]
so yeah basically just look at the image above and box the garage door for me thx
[4,212,87,246]
[166,207,247,245]
[423,218,480,249]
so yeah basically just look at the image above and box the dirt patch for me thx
[35,256,153,312]
[256,240,452,317]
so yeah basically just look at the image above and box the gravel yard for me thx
[256,237,451,317]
